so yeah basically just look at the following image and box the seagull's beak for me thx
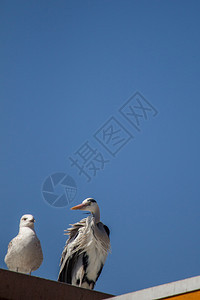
[71,203,87,210]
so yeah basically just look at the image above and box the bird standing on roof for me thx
[58,198,110,289]
[5,214,43,275]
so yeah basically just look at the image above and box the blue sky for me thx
[1,0,200,296]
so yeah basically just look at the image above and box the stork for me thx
[58,198,110,289]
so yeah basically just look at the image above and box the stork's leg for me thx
[89,282,95,290]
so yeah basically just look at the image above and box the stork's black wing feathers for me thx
[58,218,87,283]
[58,250,80,283]
[58,219,88,284]
[103,225,110,237]
[96,263,104,282]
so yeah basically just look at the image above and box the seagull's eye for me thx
[23,218,27,221]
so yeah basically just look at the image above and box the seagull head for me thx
[20,214,35,229]
[71,198,99,214]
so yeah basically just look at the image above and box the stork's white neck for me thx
[92,205,100,223]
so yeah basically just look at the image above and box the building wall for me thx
[163,290,200,300]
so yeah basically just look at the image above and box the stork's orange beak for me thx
[71,203,87,210]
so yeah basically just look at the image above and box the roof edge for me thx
[109,275,200,300]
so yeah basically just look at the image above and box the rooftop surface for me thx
[0,268,113,300]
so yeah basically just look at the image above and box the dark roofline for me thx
[0,268,114,300]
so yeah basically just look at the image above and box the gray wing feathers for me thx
[58,218,87,281]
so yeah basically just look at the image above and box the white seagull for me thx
[5,214,43,275]
[58,198,110,289]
